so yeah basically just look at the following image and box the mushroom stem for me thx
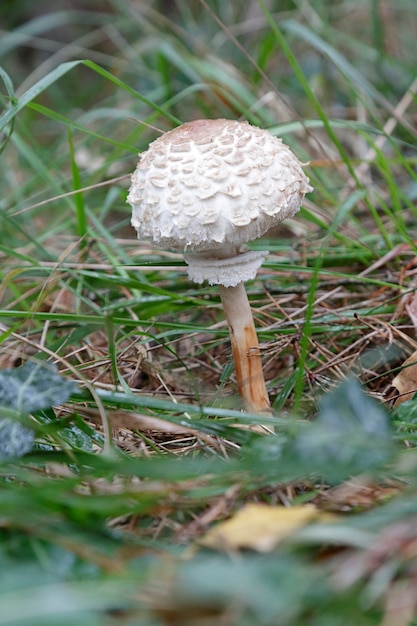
[219,283,271,414]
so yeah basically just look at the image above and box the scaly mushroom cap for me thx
[128,119,312,253]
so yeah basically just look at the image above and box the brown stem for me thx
[219,283,271,414]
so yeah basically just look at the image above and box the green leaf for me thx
[0,419,34,460]
[295,378,394,481]
[0,362,77,461]
[393,398,417,424]
[0,361,76,415]
[174,553,316,624]
[317,377,390,438]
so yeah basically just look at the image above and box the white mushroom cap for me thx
[128,119,312,286]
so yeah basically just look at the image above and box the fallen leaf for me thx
[391,350,417,406]
[317,477,404,512]
[406,291,417,333]
[199,503,331,553]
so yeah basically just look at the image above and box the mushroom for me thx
[127,119,312,414]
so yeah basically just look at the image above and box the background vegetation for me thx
[1,0,417,624]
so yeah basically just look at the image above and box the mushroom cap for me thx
[128,119,312,253]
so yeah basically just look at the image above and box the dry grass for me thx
[1,1,417,624]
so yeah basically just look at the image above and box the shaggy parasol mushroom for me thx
[127,119,312,414]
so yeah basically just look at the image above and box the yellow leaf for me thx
[200,503,325,553]
[391,350,417,406]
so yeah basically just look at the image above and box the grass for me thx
[1,0,417,623]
